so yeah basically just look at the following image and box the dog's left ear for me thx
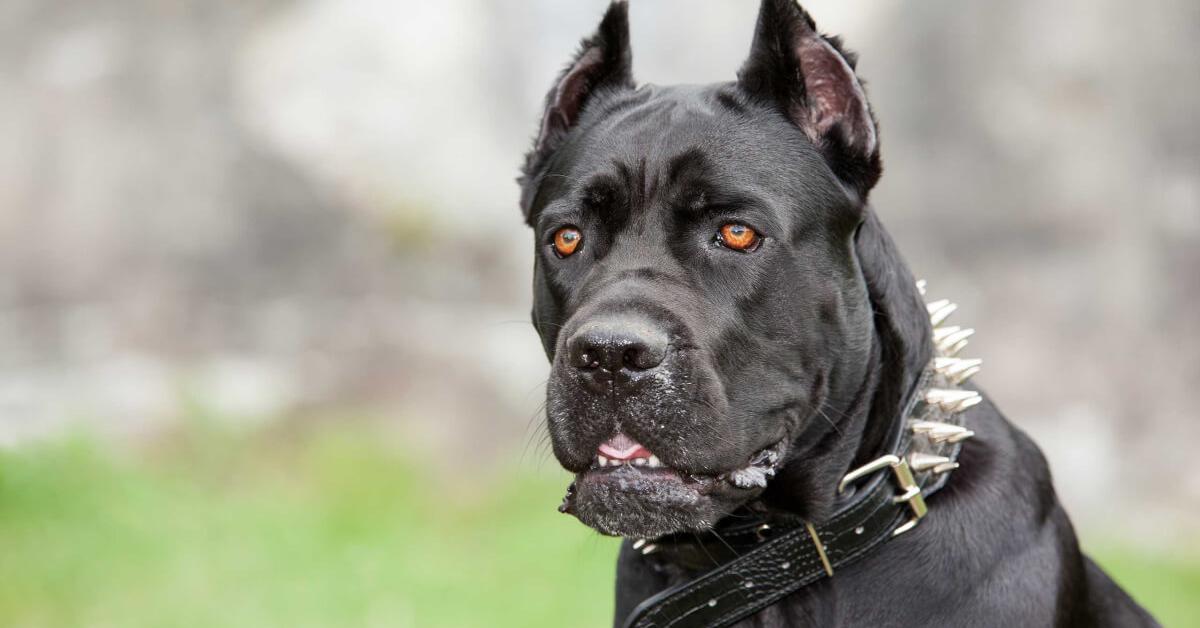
[519,1,635,223]
[738,0,881,200]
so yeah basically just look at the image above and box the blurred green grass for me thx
[0,425,1194,627]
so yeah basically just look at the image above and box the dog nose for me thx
[567,318,668,375]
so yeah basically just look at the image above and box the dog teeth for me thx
[597,454,659,469]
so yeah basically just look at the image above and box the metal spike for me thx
[932,326,961,342]
[935,328,974,354]
[945,339,970,357]
[933,357,983,384]
[632,539,646,550]
[641,543,659,555]
[933,356,980,372]
[925,299,950,314]
[921,389,979,413]
[915,279,927,296]
[910,420,947,434]
[909,452,953,472]
[952,365,981,384]
[945,428,976,443]
[917,422,975,444]
[912,420,960,434]
[910,420,970,442]
[932,462,960,474]
[928,301,958,327]
[954,394,982,413]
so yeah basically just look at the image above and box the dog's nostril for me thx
[567,318,669,374]
[581,352,600,369]
[622,349,637,369]
[623,345,661,371]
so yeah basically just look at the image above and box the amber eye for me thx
[553,227,583,257]
[717,223,760,251]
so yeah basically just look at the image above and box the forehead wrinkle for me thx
[568,87,748,232]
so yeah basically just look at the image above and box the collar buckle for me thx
[838,454,928,536]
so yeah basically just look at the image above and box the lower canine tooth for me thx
[647,455,661,468]
[598,455,608,467]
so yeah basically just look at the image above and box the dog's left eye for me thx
[552,226,583,257]
[716,223,760,252]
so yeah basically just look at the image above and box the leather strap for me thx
[622,367,969,628]
[622,471,906,628]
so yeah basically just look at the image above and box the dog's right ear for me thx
[519,1,634,223]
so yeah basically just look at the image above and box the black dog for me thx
[517,1,1158,626]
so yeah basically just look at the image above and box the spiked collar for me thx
[621,280,981,628]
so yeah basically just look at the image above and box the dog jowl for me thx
[518,0,890,540]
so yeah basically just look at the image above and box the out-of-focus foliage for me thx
[0,424,1195,627]
[0,423,617,628]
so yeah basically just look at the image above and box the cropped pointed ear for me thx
[519,1,635,222]
[738,0,881,200]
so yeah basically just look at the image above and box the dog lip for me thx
[598,433,654,461]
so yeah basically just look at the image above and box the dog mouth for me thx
[560,433,786,538]
[588,433,783,488]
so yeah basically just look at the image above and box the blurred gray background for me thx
[1,0,1197,542]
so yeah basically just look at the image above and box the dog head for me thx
[519,0,893,539]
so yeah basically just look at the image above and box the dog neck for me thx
[760,208,933,523]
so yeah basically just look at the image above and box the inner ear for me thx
[536,46,609,155]
[738,0,881,199]
[520,1,634,223]
[793,35,876,159]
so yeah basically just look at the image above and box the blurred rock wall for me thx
[0,0,1196,537]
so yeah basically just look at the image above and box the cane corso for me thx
[516,1,1157,626]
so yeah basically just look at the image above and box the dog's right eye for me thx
[552,227,583,257]
[716,223,761,252]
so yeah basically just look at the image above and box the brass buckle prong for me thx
[804,522,834,577]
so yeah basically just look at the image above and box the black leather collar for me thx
[621,291,982,628]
